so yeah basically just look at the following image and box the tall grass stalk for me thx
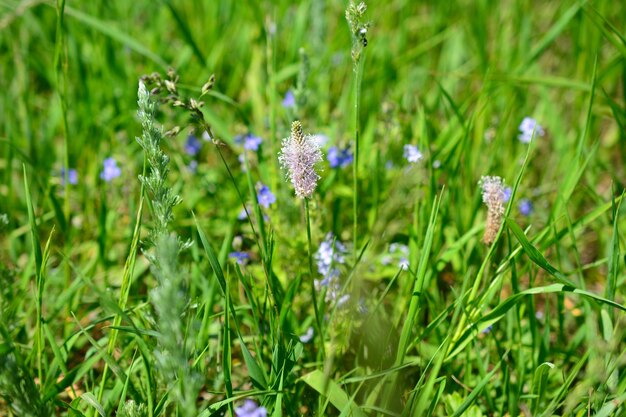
[352,58,363,266]
[135,82,199,416]
[346,1,369,264]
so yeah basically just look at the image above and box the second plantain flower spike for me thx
[480,175,507,245]
[278,121,323,198]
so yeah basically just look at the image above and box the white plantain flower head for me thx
[479,175,507,245]
[278,121,323,198]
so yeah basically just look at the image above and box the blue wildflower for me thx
[315,233,347,280]
[502,187,512,203]
[100,157,121,182]
[327,147,341,167]
[60,168,78,186]
[256,182,276,208]
[518,198,533,216]
[337,294,350,307]
[300,326,314,343]
[282,90,295,108]
[244,134,262,151]
[398,257,409,271]
[235,400,267,417]
[518,117,545,143]
[235,134,263,151]
[314,233,349,303]
[228,251,250,265]
[403,144,423,163]
[237,207,249,221]
[328,146,353,169]
[239,153,247,172]
[184,134,202,156]
[382,243,410,271]
[187,160,198,173]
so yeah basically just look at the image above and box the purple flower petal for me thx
[256,182,276,208]
[282,90,295,108]
[100,158,121,182]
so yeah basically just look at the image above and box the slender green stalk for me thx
[352,58,364,265]
[346,0,369,264]
[305,198,324,360]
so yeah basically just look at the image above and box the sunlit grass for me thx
[1,1,625,416]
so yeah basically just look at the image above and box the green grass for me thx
[1,0,626,416]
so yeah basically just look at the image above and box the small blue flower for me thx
[256,182,276,208]
[228,251,250,265]
[235,133,263,152]
[184,134,202,156]
[235,400,267,417]
[300,326,314,343]
[100,157,121,182]
[60,168,78,185]
[518,117,545,143]
[398,257,409,271]
[314,233,349,304]
[239,153,247,172]
[327,147,340,167]
[327,146,353,169]
[403,144,423,163]
[518,198,533,216]
[389,243,409,255]
[187,160,198,173]
[502,187,512,203]
[384,243,410,271]
[482,324,493,334]
[282,90,295,108]
[315,233,347,279]
[243,134,262,151]
[337,294,350,307]
[237,207,249,221]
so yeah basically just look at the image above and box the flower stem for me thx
[305,198,325,360]
[352,57,364,266]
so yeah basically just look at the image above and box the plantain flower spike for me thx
[278,121,323,198]
[480,176,507,245]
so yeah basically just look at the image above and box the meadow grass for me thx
[1,0,626,416]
